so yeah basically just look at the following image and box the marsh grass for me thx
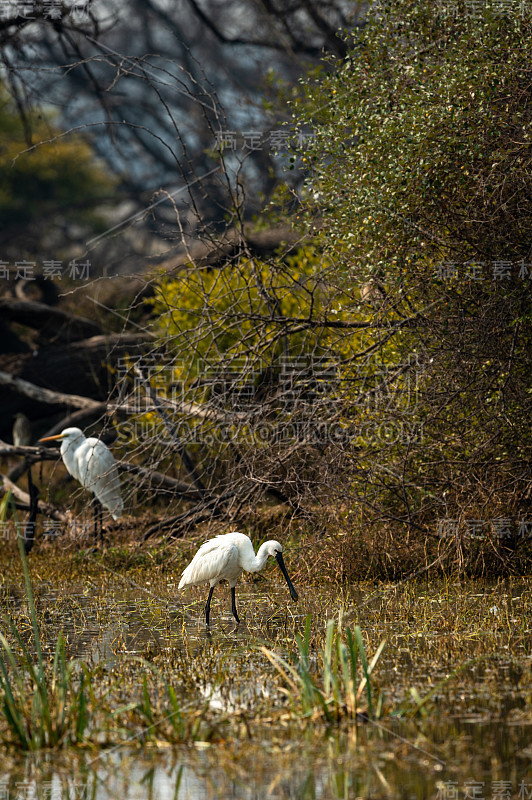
[134,671,228,744]
[1,517,532,753]
[0,509,230,749]
[0,530,207,750]
[0,519,92,749]
[263,615,386,723]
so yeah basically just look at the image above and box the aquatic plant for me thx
[0,523,92,749]
[263,615,385,723]
[134,670,224,744]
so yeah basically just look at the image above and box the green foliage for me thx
[278,1,532,552]
[296,0,532,273]
[148,247,331,375]
[0,85,114,251]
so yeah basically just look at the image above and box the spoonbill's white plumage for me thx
[178,531,299,625]
[39,427,123,543]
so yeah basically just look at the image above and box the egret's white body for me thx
[39,427,123,540]
[179,531,298,625]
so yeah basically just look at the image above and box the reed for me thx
[133,661,224,744]
[262,615,385,723]
[0,510,91,749]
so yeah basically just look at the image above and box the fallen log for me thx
[0,370,103,411]
[0,298,103,342]
[0,472,68,522]
[0,332,153,428]
[0,442,60,461]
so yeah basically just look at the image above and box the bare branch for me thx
[0,472,68,523]
[0,371,102,411]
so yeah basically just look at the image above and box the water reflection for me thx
[0,718,530,800]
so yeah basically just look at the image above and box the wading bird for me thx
[178,531,299,625]
[39,427,123,544]
[13,412,32,446]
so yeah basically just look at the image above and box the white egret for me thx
[39,427,123,544]
[13,412,32,446]
[178,531,299,625]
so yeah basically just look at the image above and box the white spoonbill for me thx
[39,427,123,544]
[178,531,299,625]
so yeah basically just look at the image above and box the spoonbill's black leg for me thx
[231,586,240,624]
[205,586,215,626]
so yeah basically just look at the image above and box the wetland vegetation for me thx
[0,525,531,798]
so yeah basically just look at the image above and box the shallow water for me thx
[1,571,532,799]
[0,717,531,799]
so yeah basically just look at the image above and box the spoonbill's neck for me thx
[242,541,272,573]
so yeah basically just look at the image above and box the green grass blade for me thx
[339,641,352,714]
[323,618,335,696]
[346,627,358,717]
[11,505,43,672]
[0,627,28,698]
[0,651,28,748]
[354,625,373,717]
[75,672,88,743]
[166,686,184,738]
[140,674,154,725]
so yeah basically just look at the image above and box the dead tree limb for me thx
[134,365,208,495]
[144,489,237,540]
[119,463,202,501]
[0,442,59,461]
[0,298,103,341]
[0,370,102,410]
[0,472,68,522]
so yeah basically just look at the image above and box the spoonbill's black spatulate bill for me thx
[178,531,299,625]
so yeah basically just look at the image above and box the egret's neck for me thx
[60,435,84,473]
[61,435,83,457]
